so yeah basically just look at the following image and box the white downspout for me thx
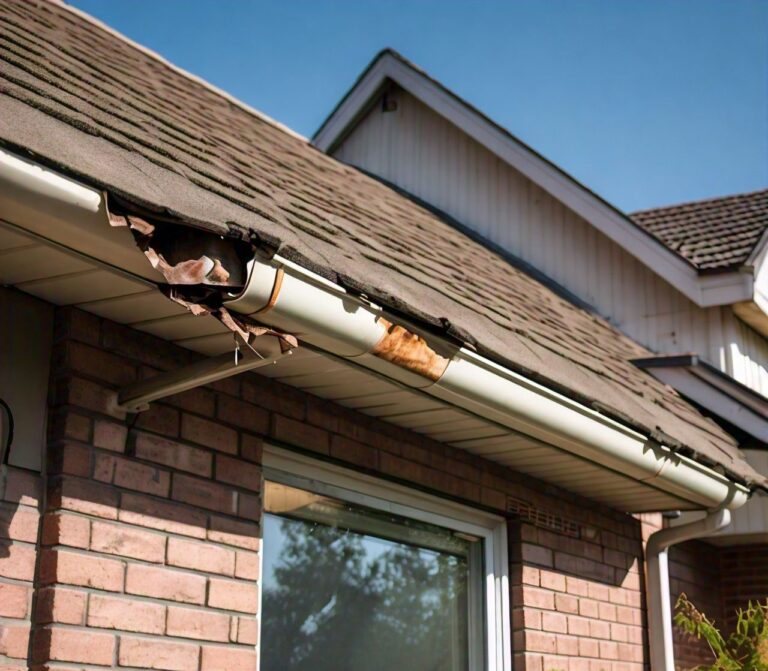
[645,506,732,671]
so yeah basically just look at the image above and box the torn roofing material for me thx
[0,0,763,487]
[632,189,768,273]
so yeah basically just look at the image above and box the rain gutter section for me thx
[0,148,751,511]
[225,256,750,512]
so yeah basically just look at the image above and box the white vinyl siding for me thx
[334,88,768,396]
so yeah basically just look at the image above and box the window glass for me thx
[262,481,475,671]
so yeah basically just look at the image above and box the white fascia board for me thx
[698,271,754,307]
[646,366,768,443]
[313,53,754,308]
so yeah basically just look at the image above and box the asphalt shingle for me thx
[632,190,768,272]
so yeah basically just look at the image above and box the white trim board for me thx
[313,51,754,309]
[262,444,512,671]
[639,366,768,444]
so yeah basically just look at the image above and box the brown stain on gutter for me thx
[372,319,450,382]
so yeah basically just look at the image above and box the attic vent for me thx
[506,496,580,538]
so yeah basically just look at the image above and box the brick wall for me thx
[8,306,659,669]
[0,467,42,669]
[720,544,768,631]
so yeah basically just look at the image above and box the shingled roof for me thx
[0,0,762,487]
[631,189,768,273]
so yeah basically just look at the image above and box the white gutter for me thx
[0,149,161,282]
[0,147,751,509]
[645,508,732,671]
[226,256,751,511]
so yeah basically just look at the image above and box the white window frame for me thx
[261,444,511,671]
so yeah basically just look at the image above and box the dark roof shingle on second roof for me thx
[631,189,768,273]
[0,0,762,486]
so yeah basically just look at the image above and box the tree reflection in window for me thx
[262,484,470,671]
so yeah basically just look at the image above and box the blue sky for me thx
[71,0,767,212]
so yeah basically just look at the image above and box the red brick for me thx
[217,395,269,434]
[0,583,28,618]
[34,587,86,625]
[240,433,263,463]
[520,543,554,567]
[119,492,207,539]
[125,564,206,604]
[579,598,599,618]
[522,586,555,610]
[48,442,91,477]
[49,476,119,519]
[512,607,541,631]
[134,432,212,477]
[208,515,260,550]
[598,601,617,622]
[567,615,591,637]
[242,376,305,420]
[527,631,557,654]
[539,571,566,592]
[555,592,579,614]
[93,419,128,452]
[94,453,170,497]
[182,414,237,454]
[556,634,579,656]
[201,645,257,671]
[88,594,165,634]
[49,410,91,442]
[172,474,237,514]
[167,537,235,575]
[55,306,101,345]
[215,455,261,492]
[0,504,40,543]
[167,606,230,642]
[234,551,260,580]
[330,435,377,469]
[208,578,258,613]
[578,638,600,658]
[33,627,115,665]
[589,619,611,640]
[0,624,29,659]
[41,513,90,548]
[271,415,329,454]
[90,521,166,562]
[40,549,124,592]
[0,543,37,581]
[64,340,137,385]
[165,386,216,416]
[2,468,41,506]
[542,611,567,633]
[61,376,123,418]
[234,617,259,645]
[119,636,199,671]
[238,492,260,521]
[599,640,619,660]
[135,403,180,438]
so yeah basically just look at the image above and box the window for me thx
[260,446,511,671]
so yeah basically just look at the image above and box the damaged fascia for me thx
[107,205,297,358]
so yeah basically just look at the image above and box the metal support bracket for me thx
[113,347,290,413]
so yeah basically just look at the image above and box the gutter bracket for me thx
[113,347,291,414]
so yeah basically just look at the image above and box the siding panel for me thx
[335,89,768,395]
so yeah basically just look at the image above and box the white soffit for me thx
[312,52,753,308]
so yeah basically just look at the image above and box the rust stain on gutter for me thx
[372,319,450,381]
